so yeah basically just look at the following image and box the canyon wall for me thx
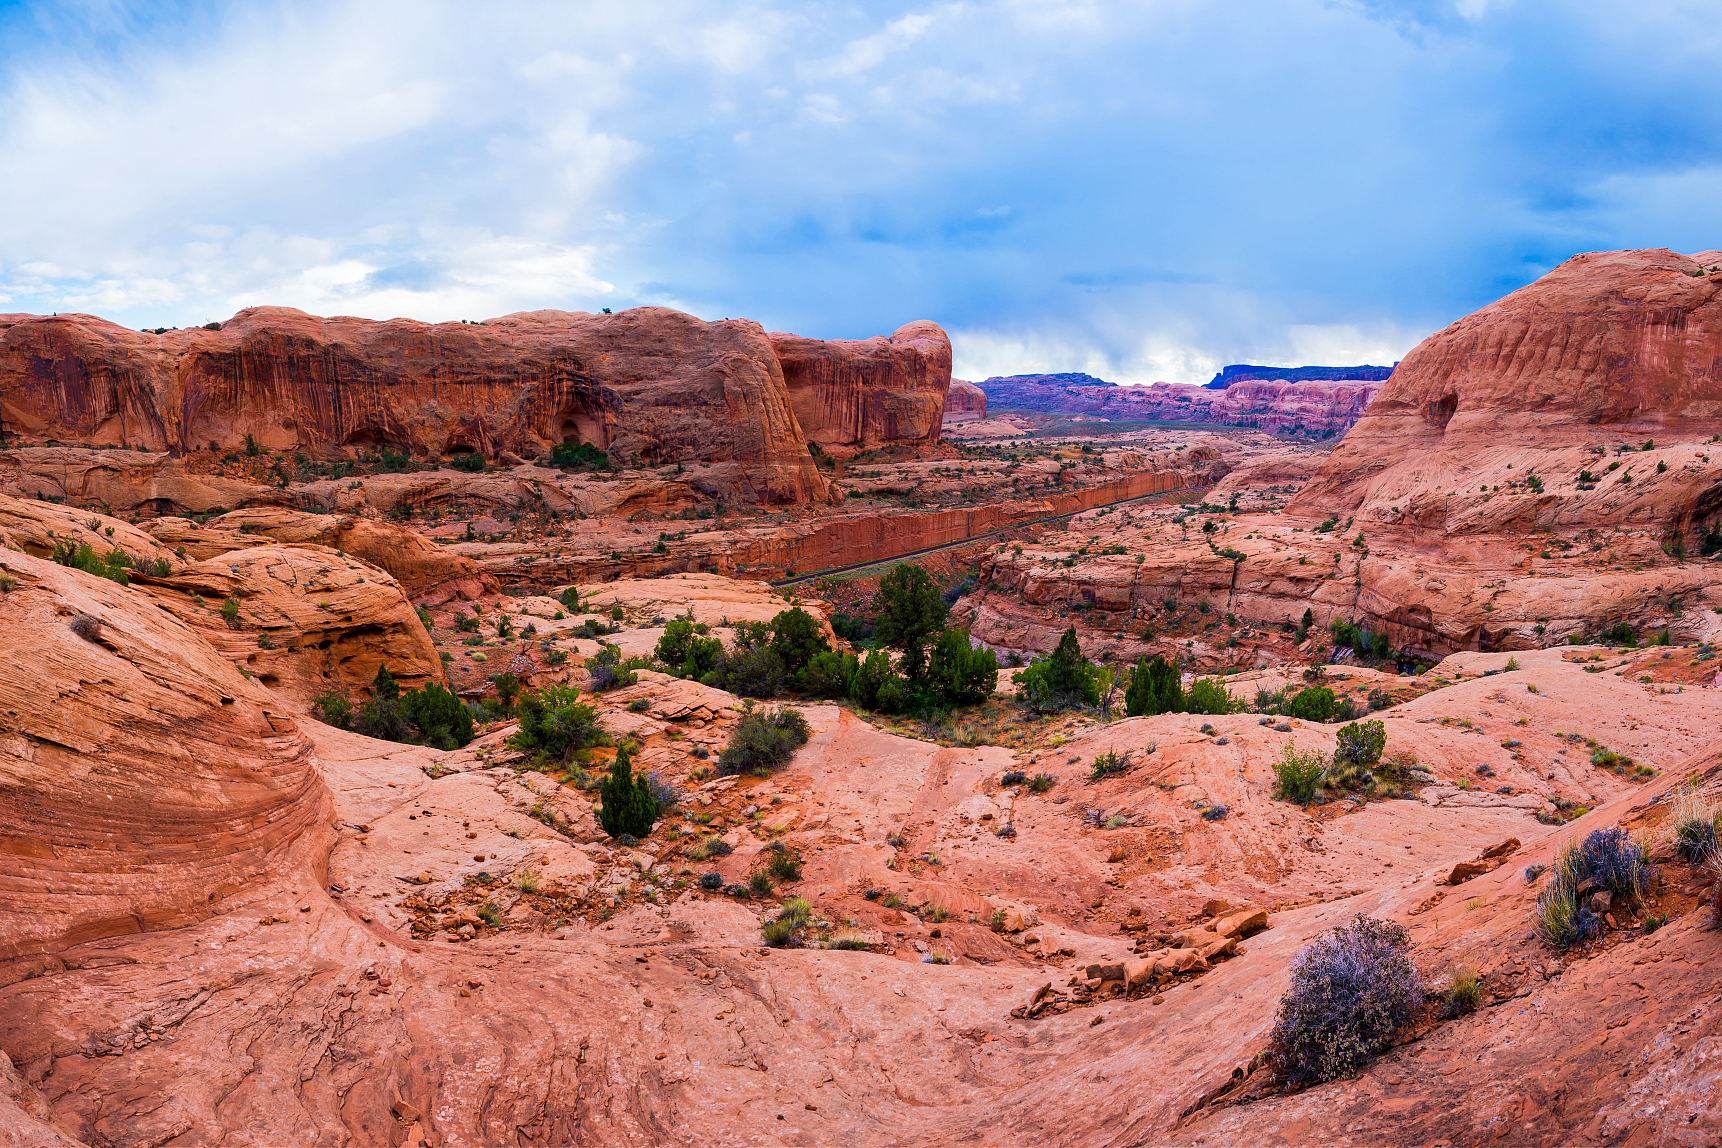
[0,307,952,505]
[769,321,951,449]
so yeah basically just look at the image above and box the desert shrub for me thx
[1327,719,1386,787]
[718,643,786,698]
[1028,772,1055,793]
[1607,621,1638,648]
[1288,686,1336,722]
[768,607,829,676]
[586,643,637,692]
[1001,770,1027,786]
[220,596,242,629]
[447,451,486,472]
[761,919,794,946]
[402,682,475,749]
[1535,828,1650,949]
[749,870,773,897]
[767,848,803,883]
[1440,965,1482,1018]
[1202,803,1229,821]
[610,605,625,621]
[699,871,723,890]
[1274,742,1328,805]
[926,626,999,705]
[1184,677,1241,715]
[352,695,411,742]
[1578,826,1649,897]
[644,770,682,814]
[689,836,732,861]
[558,586,584,612]
[1013,627,1096,712]
[1332,696,1358,722]
[550,441,610,470]
[718,705,812,776]
[870,563,950,680]
[1089,750,1128,781]
[778,897,813,928]
[510,686,606,765]
[1367,688,1393,712]
[51,539,130,586]
[597,743,657,839]
[456,614,480,632]
[514,869,542,893]
[1671,785,1720,861]
[310,690,352,729]
[68,613,102,641]
[1269,916,1421,1086]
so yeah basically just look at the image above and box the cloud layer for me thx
[2,0,1720,382]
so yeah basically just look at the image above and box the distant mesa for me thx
[974,368,1381,438]
[1204,363,1397,389]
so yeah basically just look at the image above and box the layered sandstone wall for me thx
[769,320,951,449]
[0,307,950,506]
[944,379,987,420]
[974,375,1380,435]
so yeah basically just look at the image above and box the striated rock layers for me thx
[0,307,951,505]
[1291,247,1722,542]
[977,374,1381,436]
[769,321,951,450]
[944,379,987,421]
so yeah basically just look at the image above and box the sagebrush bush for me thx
[1535,828,1651,949]
[68,613,102,642]
[1270,916,1421,1086]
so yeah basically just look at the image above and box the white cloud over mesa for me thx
[3,0,1721,381]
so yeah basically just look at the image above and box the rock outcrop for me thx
[944,379,987,421]
[770,321,951,449]
[144,545,444,710]
[0,447,285,516]
[143,508,494,602]
[1291,248,1722,539]
[975,374,1381,437]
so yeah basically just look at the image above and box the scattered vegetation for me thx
[717,703,812,777]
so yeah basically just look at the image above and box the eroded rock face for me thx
[0,550,331,967]
[0,306,841,504]
[144,545,444,709]
[0,448,284,516]
[142,508,494,602]
[973,375,1381,436]
[770,320,951,449]
[945,379,987,421]
[1292,247,1722,534]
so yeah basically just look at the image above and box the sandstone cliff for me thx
[944,379,987,420]
[0,307,940,506]
[1291,247,1722,537]
[769,320,951,449]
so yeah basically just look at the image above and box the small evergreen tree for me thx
[598,743,657,839]
[372,665,399,701]
[768,607,829,675]
[926,626,999,705]
[870,563,949,680]
[403,682,476,749]
[1044,626,1096,702]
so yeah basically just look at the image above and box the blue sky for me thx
[2,0,1720,383]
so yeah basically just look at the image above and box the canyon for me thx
[2,252,1722,1147]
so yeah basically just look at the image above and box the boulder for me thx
[1211,908,1269,939]
[1446,859,1495,886]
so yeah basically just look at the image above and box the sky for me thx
[2,1,1720,384]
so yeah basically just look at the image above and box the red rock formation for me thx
[944,379,987,421]
[1293,247,1722,521]
[770,321,951,449]
[0,306,844,505]
[974,375,1379,436]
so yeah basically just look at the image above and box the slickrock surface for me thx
[771,320,952,449]
[142,543,444,708]
[3,548,1721,1146]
